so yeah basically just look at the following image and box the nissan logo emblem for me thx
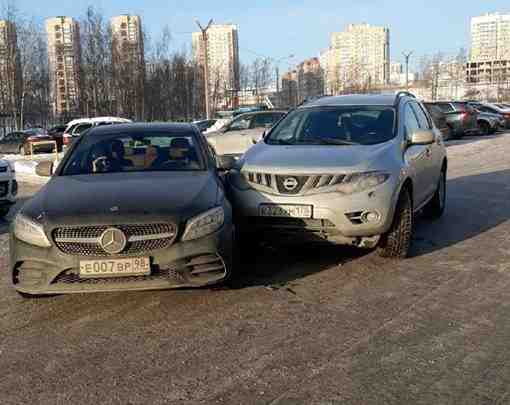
[283,177,299,191]
[100,228,127,255]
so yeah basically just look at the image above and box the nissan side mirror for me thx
[217,155,236,171]
[410,130,435,146]
[36,161,54,177]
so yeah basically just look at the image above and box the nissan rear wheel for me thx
[445,126,454,141]
[479,121,490,136]
[423,169,446,220]
[378,189,413,259]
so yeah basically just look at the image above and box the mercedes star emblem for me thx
[283,177,299,191]
[100,228,127,254]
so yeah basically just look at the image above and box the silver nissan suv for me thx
[228,92,447,258]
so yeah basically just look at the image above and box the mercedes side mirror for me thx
[36,161,54,177]
[410,129,435,146]
[216,155,236,171]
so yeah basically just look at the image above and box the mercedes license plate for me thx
[79,257,150,278]
[259,204,312,219]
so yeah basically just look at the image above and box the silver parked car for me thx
[206,110,286,158]
[228,93,447,258]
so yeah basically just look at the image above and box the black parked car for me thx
[469,103,510,129]
[423,103,450,140]
[11,123,236,297]
[426,101,479,139]
[48,125,67,151]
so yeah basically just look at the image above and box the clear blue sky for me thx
[8,0,510,69]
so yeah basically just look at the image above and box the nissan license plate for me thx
[259,204,313,219]
[79,257,150,278]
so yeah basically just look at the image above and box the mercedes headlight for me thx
[333,171,390,194]
[182,207,225,241]
[13,213,51,248]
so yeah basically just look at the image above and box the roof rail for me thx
[297,94,332,107]
[393,91,416,106]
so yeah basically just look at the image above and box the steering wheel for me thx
[92,156,112,173]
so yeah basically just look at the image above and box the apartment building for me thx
[0,20,20,115]
[470,13,510,62]
[281,70,298,107]
[46,17,81,117]
[330,23,390,87]
[192,24,240,109]
[111,15,145,119]
[468,13,510,85]
[319,48,343,94]
[297,57,324,102]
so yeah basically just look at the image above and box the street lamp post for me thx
[402,51,414,91]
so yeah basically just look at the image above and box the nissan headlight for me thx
[182,207,225,241]
[333,171,390,194]
[13,213,51,248]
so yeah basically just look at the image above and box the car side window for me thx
[436,103,454,113]
[404,104,420,140]
[411,103,432,130]
[250,113,282,129]
[228,115,251,131]
[74,123,93,135]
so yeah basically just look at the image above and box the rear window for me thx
[436,103,454,113]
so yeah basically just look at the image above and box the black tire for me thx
[378,189,413,259]
[423,170,446,220]
[444,126,454,141]
[479,121,490,136]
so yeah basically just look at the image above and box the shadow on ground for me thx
[445,131,507,148]
[230,242,368,289]
[413,168,510,256]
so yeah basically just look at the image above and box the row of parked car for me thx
[424,101,510,140]
[11,92,449,297]
[192,100,510,161]
[0,117,131,156]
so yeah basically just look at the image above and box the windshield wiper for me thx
[267,139,294,145]
[307,138,359,145]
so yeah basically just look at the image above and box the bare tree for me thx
[80,6,114,117]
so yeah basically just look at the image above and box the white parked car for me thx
[206,111,286,158]
[62,117,132,148]
[0,159,17,217]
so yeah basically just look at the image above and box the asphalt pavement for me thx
[1,133,510,404]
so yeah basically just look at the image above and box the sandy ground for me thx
[1,133,510,404]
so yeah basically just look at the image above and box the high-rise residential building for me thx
[467,13,510,86]
[0,20,20,115]
[319,48,342,94]
[281,70,298,107]
[470,13,510,62]
[297,57,324,102]
[330,23,390,87]
[111,15,145,119]
[192,24,240,109]
[46,17,81,117]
